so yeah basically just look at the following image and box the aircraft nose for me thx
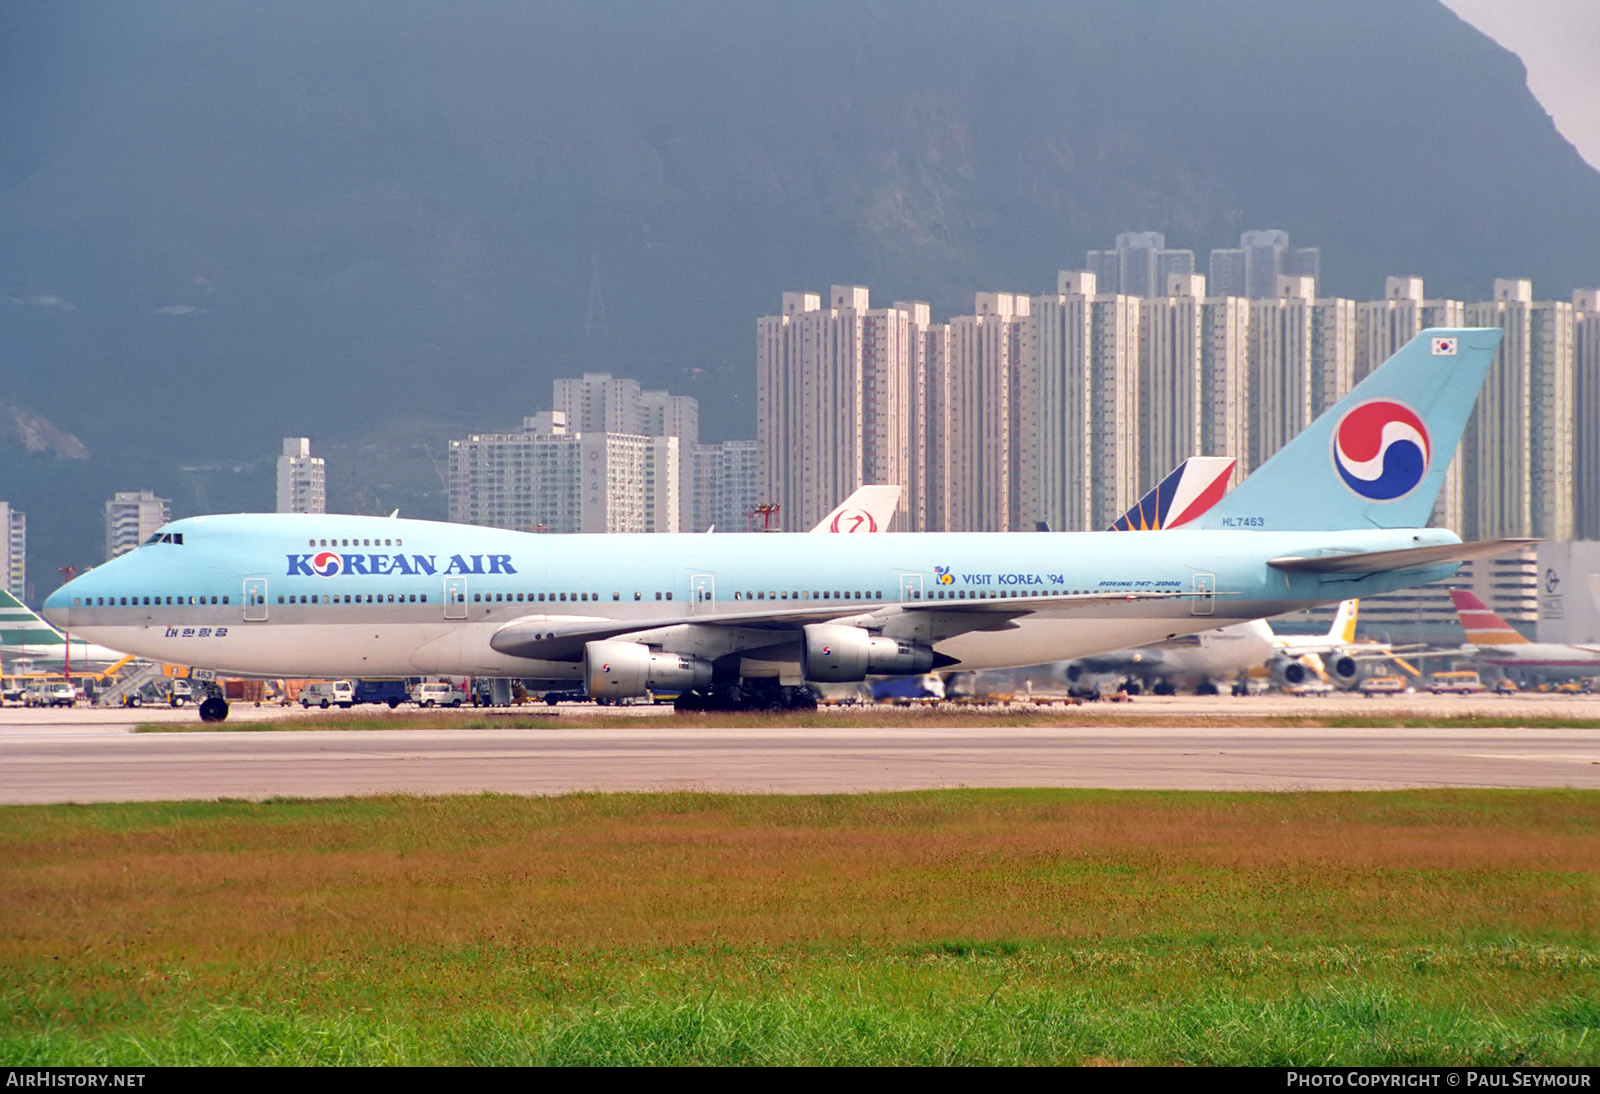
[42,585,71,630]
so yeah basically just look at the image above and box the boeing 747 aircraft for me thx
[46,328,1524,722]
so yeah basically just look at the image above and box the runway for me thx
[3,704,1599,803]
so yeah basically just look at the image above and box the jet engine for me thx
[584,640,713,700]
[1327,654,1361,685]
[802,624,934,683]
[1268,656,1309,687]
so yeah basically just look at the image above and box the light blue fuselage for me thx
[44,513,1461,680]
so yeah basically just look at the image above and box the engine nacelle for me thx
[1328,654,1360,682]
[584,640,713,700]
[1269,656,1308,687]
[803,624,934,683]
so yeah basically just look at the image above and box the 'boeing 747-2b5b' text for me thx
[47,329,1527,722]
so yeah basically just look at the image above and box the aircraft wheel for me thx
[198,697,229,723]
[1195,682,1219,697]
[1123,682,1142,696]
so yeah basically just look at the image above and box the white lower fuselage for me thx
[45,515,1464,682]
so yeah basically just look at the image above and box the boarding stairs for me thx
[94,661,166,707]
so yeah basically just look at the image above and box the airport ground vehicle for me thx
[352,679,410,708]
[300,680,354,708]
[25,682,78,707]
[1428,670,1484,694]
[1359,674,1407,696]
[410,681,462,707]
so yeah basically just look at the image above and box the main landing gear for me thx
[198,696,229,723]
[673,682,820,713]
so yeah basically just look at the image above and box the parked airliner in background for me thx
[46,328,1525,722]
[0,590,129,674]
[1447,589,1600,684]
[1056,600,1406,695]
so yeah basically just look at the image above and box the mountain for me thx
[2,0,1599,591]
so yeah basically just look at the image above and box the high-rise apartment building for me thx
[1212,230,1320,300]
[1139,274,1206,493]
[0,502,24,599]
[1016,272,1141,531]
[1086,231,1194,298]
[1248,276,1316,470]
[691,440,760,533]
[1574,289,1600,540]
[275,437,326,514]
[449,372,699,535]
[1463,279,1575,541]
[1198,293,1251,477]
[1018,273,1094,533]
[940,291,1029,532]
[105,491,170,561]
[1208,249,1246,298]
[448,412,681,534]
[757,286,922,532]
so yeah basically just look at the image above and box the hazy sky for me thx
[1445,0,1600,170]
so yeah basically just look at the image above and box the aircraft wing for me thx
[1267,539,1536,575]
[488,589,1205,662]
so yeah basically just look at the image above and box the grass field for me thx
[3,790,1597,1065]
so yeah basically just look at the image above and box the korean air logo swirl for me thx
[309,550,343,577]
[1331,400,1431,501]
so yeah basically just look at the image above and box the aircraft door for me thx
[444,577,468,619]
[690,574,715,614]
[243,579,268,622]
[1191,572,1216,616]
[900,574,924,601]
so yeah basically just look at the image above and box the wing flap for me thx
[488,589,1208,661]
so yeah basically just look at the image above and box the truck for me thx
[352,679,411,708]
[1428,670,1484,695]
[300,680,355,708]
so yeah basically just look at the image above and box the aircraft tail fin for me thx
[0,589,66,649]
[1107,456,1236,531]
[1328,599,1359,644]
[1190,328,1501,531]
[810,485,901,533]
[1449,589,1530,646]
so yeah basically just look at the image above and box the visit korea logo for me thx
[1331,399,1431,502]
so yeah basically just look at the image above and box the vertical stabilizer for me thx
[0,590,65,650]
[1190,328,1500,531]
[810,485,901,533]
[1449,589,1530,645]
[1328,599,1359,644]
[1108,457,1236,530]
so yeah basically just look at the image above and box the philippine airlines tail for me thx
[1107,457,1236,530]
[1449,589,1530,646]
[1190,328,1501,532]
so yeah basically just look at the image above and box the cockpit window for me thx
[142,532,184,546]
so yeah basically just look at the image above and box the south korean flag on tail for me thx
[1431,336,1458,356]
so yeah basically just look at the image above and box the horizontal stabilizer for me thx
[1268,538,1535,575]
